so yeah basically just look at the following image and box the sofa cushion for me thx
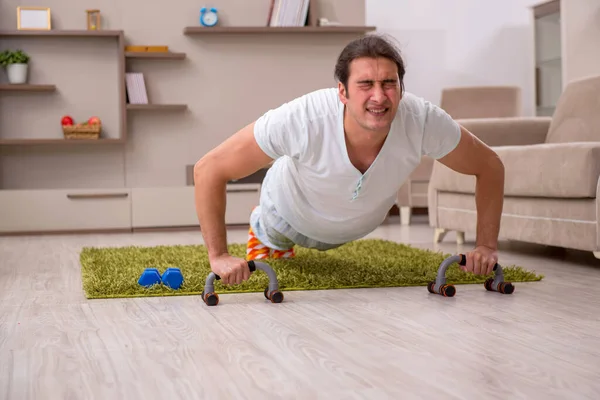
[441,86,522,119]
[546,75,600,144]
[456,117,550,146]
[430,142,600,198]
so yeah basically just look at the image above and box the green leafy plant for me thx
[0,49,30,67]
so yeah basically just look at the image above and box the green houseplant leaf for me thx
[0,49,30,67]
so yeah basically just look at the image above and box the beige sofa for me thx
[396,86,522,225]
[428,75,600,259]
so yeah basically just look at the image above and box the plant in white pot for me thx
[0,49,30,84]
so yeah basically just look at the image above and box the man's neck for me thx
[342,110,390,174]
[343,112,389,153]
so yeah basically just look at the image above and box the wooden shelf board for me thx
[183,26,377,35]
[0,138,124,145]
[0,29,123,37]
[0,84,56,92]
[125,52,186,59]
[126,104,187,111]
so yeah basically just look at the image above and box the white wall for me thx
[366,0,541,116]
[561,0,600,84]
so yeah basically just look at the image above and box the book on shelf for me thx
[125,72,148,104]
[267,0,311,27]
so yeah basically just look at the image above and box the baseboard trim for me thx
[0,224,253,237]
[132,224,252,233]
[0,228,132,237]
[132,225,199,233]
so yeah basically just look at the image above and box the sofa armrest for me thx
[456,117,551,147]
[431,142,600,198]
[499,142,600,197]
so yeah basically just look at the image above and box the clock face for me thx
[203,11,217,26]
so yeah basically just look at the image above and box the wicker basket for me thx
[62,124,101,140]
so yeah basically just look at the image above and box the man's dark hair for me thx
[334,34,405,95]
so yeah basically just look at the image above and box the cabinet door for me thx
[225,184,261,224]
[0,189,132,233]
[131,187,198,228]
[131,185,261,228]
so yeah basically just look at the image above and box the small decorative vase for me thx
[7,63,28,84]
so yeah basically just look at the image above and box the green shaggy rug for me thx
[79,239,543,299]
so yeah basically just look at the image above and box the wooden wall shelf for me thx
[126,104,187,111]
[0,84,56,92]
[0,138,124,146]
[125,52,186,59]
[0,30,123,37]
[0,30,127,145]
[183,26,377,35]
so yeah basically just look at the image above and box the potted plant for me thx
[0,49,30,84]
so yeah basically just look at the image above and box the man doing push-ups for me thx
[193,34,505,286]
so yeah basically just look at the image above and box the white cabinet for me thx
[0,188,132,233]
[130,184,260,229]
[0,184,260,234]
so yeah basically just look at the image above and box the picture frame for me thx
[17,7,51,30]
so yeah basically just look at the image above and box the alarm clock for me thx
[200,7,218,27]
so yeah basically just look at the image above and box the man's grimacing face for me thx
[339,56,402,134]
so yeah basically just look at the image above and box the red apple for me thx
[88,116,101,125]
[61,115,74,126]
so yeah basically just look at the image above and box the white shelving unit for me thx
[533,0,562,117]
[0,0,373,235]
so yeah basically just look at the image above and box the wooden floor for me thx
[1,216,600,399]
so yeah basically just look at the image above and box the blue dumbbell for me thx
[161,267,184,289]
[138,268,162,287]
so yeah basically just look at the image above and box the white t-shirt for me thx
[253,88,461,244]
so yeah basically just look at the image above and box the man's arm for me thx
[193,121,273,261]
[437,124,505,273]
